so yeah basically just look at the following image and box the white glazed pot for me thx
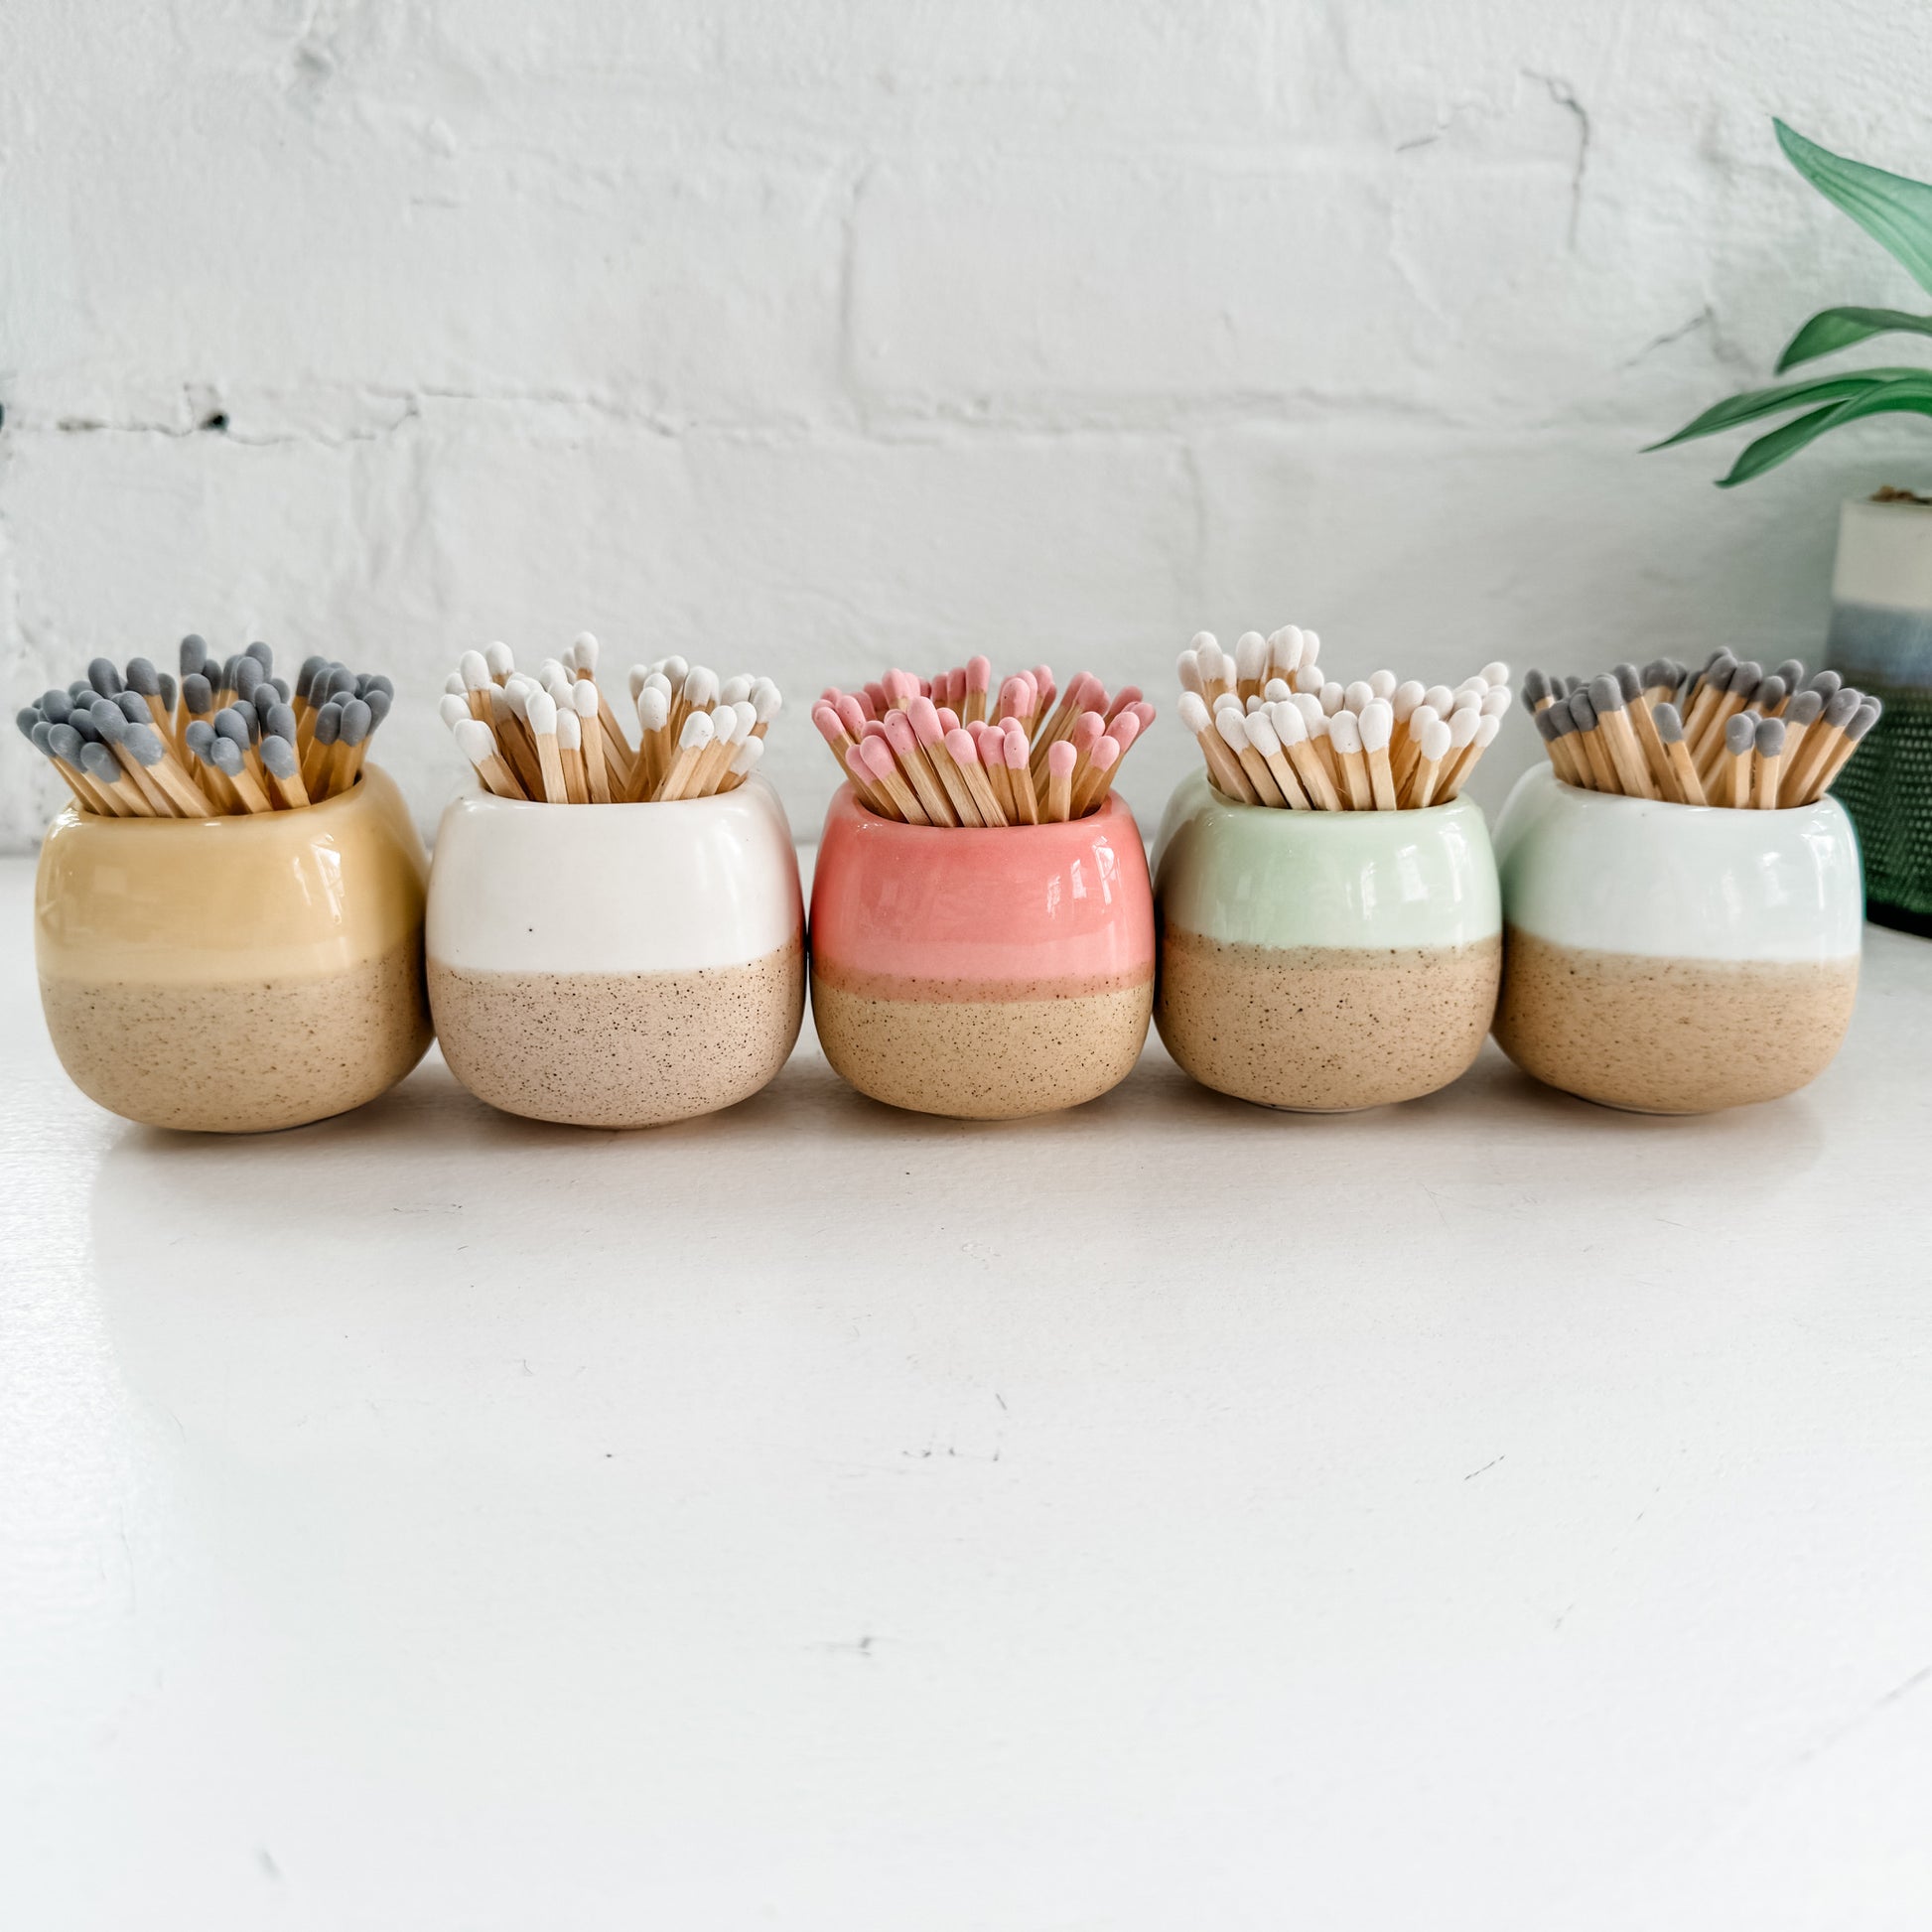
[427,778,805,1127]
[1151,770,1501,1111]
[1491,764,1863,1114]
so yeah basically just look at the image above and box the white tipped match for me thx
[1320,682,1345,716]
[526,689,558,736]
[1409,703,1441,736]
[1235,631,1267,681]
[439,693,469,731]
[459,649,491,691]
[643,671,672,701]
[1481,660,1510,687]
[1448,706,1481,750]
[485,641,514,680]
[1358,699,1393,753]
[555,706,582,751]
[1215,706,1249,752]
[1392,680,1425,721]
[1272,699,1308,745]
[682,665,719,709]
[1474,714,1500,748]
[1176,649,1203,695]
[1344,681,1372,714]
[733,699,758,741]
[1292,665,1322,694]
[1178,689,1211,734]
[627,664,649,701]
[573,631,600,672]
[1291,692,1324,729]
[1245,710,1282,757]
[1455,674,1487,698]
[1213,691,1244,715]
[753,677,782,722]
[1480,685,1511,717]
[1189,630,1217,655]
[1263,677,1292,703]
[454,719,498,764]
[680,710,715,752]
[1369,669,1397,700]
[1269,626,1305,672]
[637,688,671,733]
[1420,718,1451,761]
[572,679,599,719]
[444,671,466,696]
[719,674,753,706]
[503,677,534,718]
[1301,629,1320,667]
[661,655,690,687]
[731,734,764,776]
[1423,685,1453,714]
[1328,710,1362,755]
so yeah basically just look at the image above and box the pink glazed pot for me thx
[809,785,1156,1118]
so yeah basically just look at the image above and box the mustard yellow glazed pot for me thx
[35,766,431,1132]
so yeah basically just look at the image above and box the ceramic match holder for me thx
[1490,764,1863,1113]
[1151,770,1502,1111]
[426,777,805,1128]
[808,784,1155,1119]
[35,765,431,1132]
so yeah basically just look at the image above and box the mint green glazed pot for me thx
[1152,771,1502,1110]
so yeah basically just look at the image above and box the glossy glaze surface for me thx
[428,776,804,974]
[1491,764,1863,962]
[1153,770,1500,951]
[810,786,1155,986]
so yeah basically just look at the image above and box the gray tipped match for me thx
[296,654,327,701]
[116,690,148,724]
[1613,662,1643,704]
[80,742,121,785]
[269,676,290,703]
[1570,689,1599,732]
[245,641,273,673]
[15,706,39,741]
[87,657,124,697]
[312,703,343,749]
[1535,707,1563,744]
[265,703,297,742]
[69,708,101,744]
[362,673,394,700]
[1824,689,1861,730]
[1547,696,1577,734]
[68,678,92,700]
[1725,712,1757,755]
[180,635,208,678]
[49,723,83,765]
[185,720,216,759]
[158,673,177,713]
[362,687,392,728]
[207,737,245,777]
[41,689,72,724]
[124,656,161,697]
[1847,699,1881,741]
[337,697,372,747]
[1587,673,1625,713]
[234,658,263,699]
[261,735,298,779]
[326,666,356,701]
[1785,690,1824,727]
[1653,702,1685,744]
[1754,675,1787,712]
[1773,657,1806,690]
[127,724,168,768]
[90,699,126,742]
[1522,668,1550,707]
[1640,658,1671,691]
[1753,717,1786,759]
[1730,660,1762,695]
[212,707,251,749]
[183,673,213,716]
[1805,669,1843,701]
[251,685,279,722]
[30,720,53,754]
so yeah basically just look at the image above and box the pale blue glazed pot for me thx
[1152,771,1501,1110]
[1491,764,1863,1113]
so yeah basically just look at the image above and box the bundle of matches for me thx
[1523,655,1882,810]
[14,637,392,818]
[440,635,781,804]
[809,659,1155,826]
[1175,626,1509,810]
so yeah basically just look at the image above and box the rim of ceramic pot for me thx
[452,772,779,816]
[835,781,1135,841]
[1538,771,1844,821]
[52,764,388,836]
[1198,780,1481,822]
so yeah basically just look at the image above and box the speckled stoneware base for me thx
[40,939,430,1134]
[810,967,1152,1120]
[1493,928,1859,1114]
[1156,926,1500,1112]
[429,936,804,1128]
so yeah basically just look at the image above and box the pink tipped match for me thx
[1034,671,1056,714]
[844,744,870,781]
[908,696,944,745]
[812,701,845,747]
[1110,711,1142,752]
[1067,671,1103,712]
[1047,740,1077,777]
[863,681,889,717]
[1001,719,1030,764]
[1129,700,1156,731]
[937,705,961,734]
[858,735,897,781]
[834,694,868,740]
[998,676,1028,721]
[882,709,917,755]
[861,718,889,741]
[885,668,917,707]
[966,654,992,694]
[981,724,1010,767]
[944,727,980,766]
[1105,685,1142,722]
[1091,735,1121,772]
[1071,711,1105,753]
[854,690,878,722]
[820,686,843,706]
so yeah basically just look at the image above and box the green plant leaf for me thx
[1644,368,1922,451]
[1777,305,1932,370]
[1776,120,1932,297]
[1719,371,1932,485]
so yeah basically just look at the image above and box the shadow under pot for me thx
[1152,770,1501,1111]
[809,785,1155,1119]
[1490,765,1863,1114]
[35,765,431,1133]
[427,779,805,1128]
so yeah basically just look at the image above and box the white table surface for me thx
[4,848,1930,1932]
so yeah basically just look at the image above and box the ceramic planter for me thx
[35,765,431,1133]
[427,779,804,1127]
[1824,494,1932,933]
[809,786,1155,1119]
[1491,765,1863,1114]
[1152,770,1501,1111]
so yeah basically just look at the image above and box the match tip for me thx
[1328,710,1362,754]
[1177,689,1209,733]
[459,649,491,690]
[1653,702,1684,743]
[1358,699,1392,753]
[944,727,979,765]
[680,710,716,751]
[1725,712,1757,754]
[1587,673,1624,712]
[1754,717,1786,757]
[1420,718,1451,761]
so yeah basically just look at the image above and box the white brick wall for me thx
[5,0,1930,846]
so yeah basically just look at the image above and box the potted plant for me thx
[1651,120,1932,934]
